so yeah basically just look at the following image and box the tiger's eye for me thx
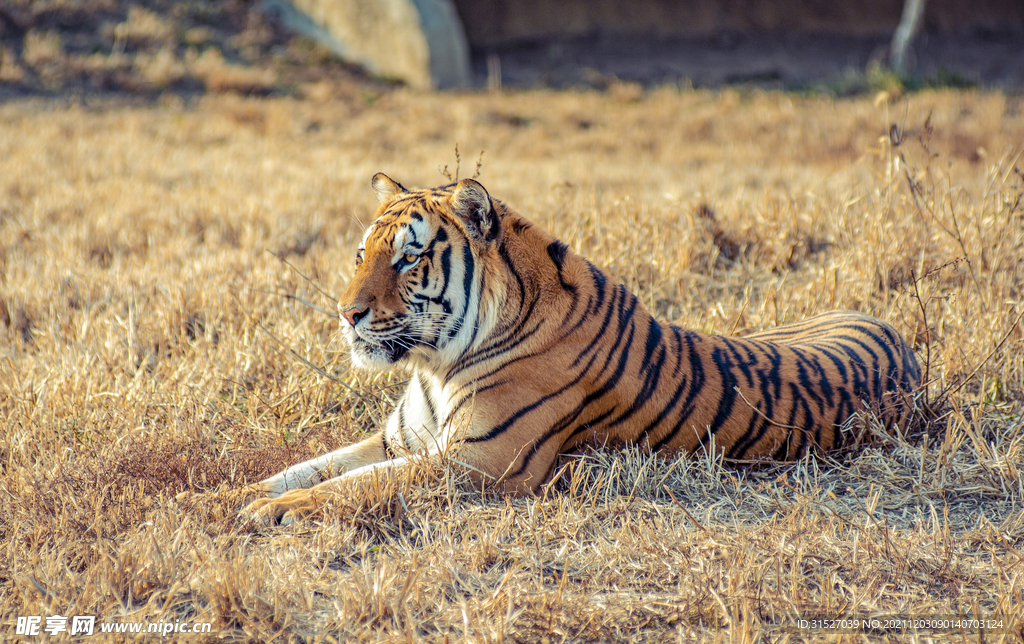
[404,253,419,264]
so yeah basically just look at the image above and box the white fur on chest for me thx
[386,371,460,454]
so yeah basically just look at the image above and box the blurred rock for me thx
[262,0,471,90]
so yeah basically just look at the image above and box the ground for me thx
[2,85,1023,642]
[1,4,1024,643]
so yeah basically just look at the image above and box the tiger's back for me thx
[660,309,921,460]
[441,219,921,484]
[245,175,922,523]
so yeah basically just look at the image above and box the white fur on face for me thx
[391,218,431,267]
[359,222,376,249]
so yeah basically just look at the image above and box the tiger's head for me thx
[338,173,504,371]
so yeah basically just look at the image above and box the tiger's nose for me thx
[340,305,369,327]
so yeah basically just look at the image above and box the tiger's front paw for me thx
[244,488,321,526]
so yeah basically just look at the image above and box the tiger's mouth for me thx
[349,333,417,365]
[381,338,409,362]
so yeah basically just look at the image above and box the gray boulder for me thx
[263,0,471,90]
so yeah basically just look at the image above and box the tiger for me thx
[244,173,921,524]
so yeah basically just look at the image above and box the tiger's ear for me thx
[371,173,407,203]
[450,178,501,243]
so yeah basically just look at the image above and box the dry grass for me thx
[2,86,1024,642]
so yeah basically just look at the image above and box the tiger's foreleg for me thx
[245,441,539,526]
[260,431,391,495]
[243,431,391,523]
[243,438,555,525]
[245,454,424,525]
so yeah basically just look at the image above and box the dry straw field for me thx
[2,84,1024,642]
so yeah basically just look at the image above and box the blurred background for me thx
[1,0,1022,100]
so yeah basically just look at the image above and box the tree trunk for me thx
[890,0,926,75]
